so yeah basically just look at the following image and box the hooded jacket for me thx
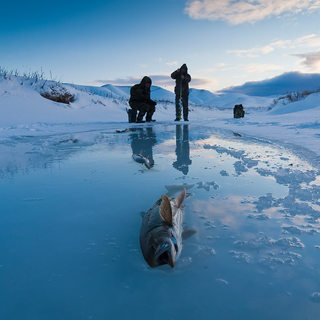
[129,76,155,106]
[171,64,191,97]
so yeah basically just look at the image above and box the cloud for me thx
[212,63,284,75]
[228,40,290,57]
[165,61,179,67]
[95,74,213,88]
[293,51,320,71]
[242,63,284,73]
[228,34,320,57]
[185,0,320,24]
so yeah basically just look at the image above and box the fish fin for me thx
[165,184,194,197]
[175,188,186,209]
[159,194,173,225]
[182,228,197,240]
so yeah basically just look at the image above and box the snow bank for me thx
[1,74,320,159]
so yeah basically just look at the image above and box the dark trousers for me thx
[131,103,155,122]
[175,95,189,120]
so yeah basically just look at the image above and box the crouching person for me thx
[129,76,157,123]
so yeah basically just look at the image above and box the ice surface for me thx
[1,123,320,320]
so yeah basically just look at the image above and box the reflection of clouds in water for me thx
[256,168,317,186]
[259,251,302,269]
[220,170,229,176]
[252,167,320,227]
[233,233,305,250]
[231,233,305,269]
[191,196,254,229]
[200,135,315,175]
[233,161,248,175]
[248,213,270,220]
[196,181,219,192]
[229,250,253,264]
[254,193,280,212]
[204,144,259,176]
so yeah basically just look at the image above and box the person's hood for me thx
[180,64,188,73]
[140,76,152,86]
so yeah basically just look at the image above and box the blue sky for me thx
[1,0,320,91]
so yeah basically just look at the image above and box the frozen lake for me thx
[1,122,320,320]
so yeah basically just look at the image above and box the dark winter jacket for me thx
[171,64,191,97]
[129,76,156,107]
[233,104,245,118]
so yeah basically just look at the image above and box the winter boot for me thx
[128,109,137,123]
[183,107,189,122]
[146,112,156,122]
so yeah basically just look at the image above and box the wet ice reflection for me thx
[1,123,320,319]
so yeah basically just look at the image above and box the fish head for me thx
[154,237,178,268]
[154,236,178,268]
[145,229,179,268]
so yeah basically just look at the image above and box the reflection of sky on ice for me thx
[1,123,320,320]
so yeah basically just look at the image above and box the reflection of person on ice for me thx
[171,64,191,122]
[130,127,157,168]
[173,124,192,175]
[129,76,157,123]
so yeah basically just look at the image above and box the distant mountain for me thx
[100,72,320,108]
[100,83,272,108]
[101,84,220,105]
[102,84,130,98]
[101,84,176,102]
[222,72,320,97]
[189,88,218,106]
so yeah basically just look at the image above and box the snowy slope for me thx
[270,91,320,115]
[189,88,218,105]
[101,84,130,98]
[191,91,273,109]
[101,84,176,102]
[0,76,129,126]
[1,72,320,157]
[100,84,273,109]
[223,72,320,97]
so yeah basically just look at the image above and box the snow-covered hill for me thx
[223,72,320,97]
[99,83,273,109]
[101,84,177,103]
[1,71,320,157]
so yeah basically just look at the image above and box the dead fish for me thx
[132,153,152,169]
[140,188,190,268]
[115,128,136,133]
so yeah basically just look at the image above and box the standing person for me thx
[171,64,191,121]
[129,76,157,123]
